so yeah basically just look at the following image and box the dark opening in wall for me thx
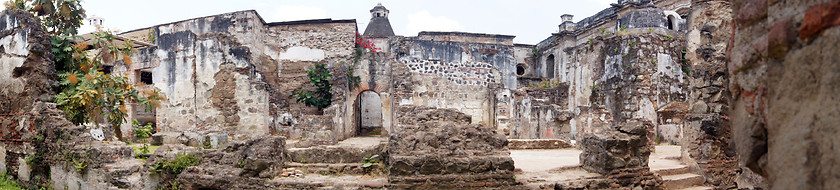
[667,15,675,30]
[546,54,555,78]
[516,64,526,76]
[101,65,113,75]
[140,70,153,84]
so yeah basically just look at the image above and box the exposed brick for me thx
[799,1,840,40]
[737,0,767,25]
[768,19,795,59]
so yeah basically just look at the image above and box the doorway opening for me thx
[358,91,383,136]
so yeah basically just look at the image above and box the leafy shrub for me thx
[295,62,333,110]
[150,153,201,175]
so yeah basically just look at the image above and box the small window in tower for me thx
[140,70,153,84]
[101,65,113,74]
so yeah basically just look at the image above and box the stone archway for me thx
[358,91,383,136]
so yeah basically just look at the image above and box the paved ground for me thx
[510,149,582,172]
[333,136,387,148]
[650,145,683,170]
[510,148,595,187]
[510,145,685,187]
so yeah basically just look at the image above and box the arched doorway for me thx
[667,15,676,30]
[358,91,383,136]
[546,54,555,78]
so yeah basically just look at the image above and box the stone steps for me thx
[284,162,381,175]
[102,159,144,189]
[662,173,705,190]
[287,137,386,164]
[678,186,714,190]
[652,165,691,176]
[270,174,388,189]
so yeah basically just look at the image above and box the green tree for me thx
[8,0,86,35]
[6,0,164,141]
[54,30,164,141]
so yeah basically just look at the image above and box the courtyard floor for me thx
[510,145,684,188]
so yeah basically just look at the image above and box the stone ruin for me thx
[387,107,516,188]
[1,0,839,189]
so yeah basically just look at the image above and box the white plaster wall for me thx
[0,27,29,97]
[278,46,325,62]
[360,91,383,128]
[234,73,271,139]
[152,42,197,131]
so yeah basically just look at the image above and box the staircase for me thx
[650,145,711,190]
[275,137,389,189]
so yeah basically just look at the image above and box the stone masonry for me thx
[387,108,516,188]
[731,0,840,189]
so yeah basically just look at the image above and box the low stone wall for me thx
[387,108,517,188]
[580,121,652,175]
[508,85,573,140]
[177,136,287,189]
[578,121,660,188]
[507,139,573,149]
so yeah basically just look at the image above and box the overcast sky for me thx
[47,0,611,44]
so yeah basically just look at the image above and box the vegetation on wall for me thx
[54,31,165,141]
[295,62,334,110]
[149,153,201,175]
[6,0,164,141]
[347,32,379,91]
[528,78,563,88]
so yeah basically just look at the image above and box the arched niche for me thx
[546,54,555,78]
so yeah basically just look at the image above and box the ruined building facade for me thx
[5,0,839,188]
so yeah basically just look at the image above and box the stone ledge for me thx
[507,139,573,149]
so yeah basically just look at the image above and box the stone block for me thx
[507,139,573,149]
[387,108,515,186]
[580,124,651,175]
[150,132,182,146]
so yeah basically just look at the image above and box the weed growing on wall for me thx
[149,153,201,175]
[528,78,563,88]
[295,62,333,110]
[347,33,379,91]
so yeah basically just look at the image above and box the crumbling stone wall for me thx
[556,30,687,145]
[387,108,516,188]
[731,0,840,189]
[680,0,744,188]
[0,8,58,187]
[578,121,661,189]
[508,85,573,140]
[390,36,515,126]
[122,11,356,144]
[176,136,286,189]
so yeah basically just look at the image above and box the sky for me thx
[12,0,615,44]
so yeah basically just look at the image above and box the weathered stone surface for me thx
[175,136,287,189]
[507,139,573,149]
[731,0,840,189]
[508,85,574,140]
[387,108,516,187]
[0,8,68,189]
[580,122,652,175]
